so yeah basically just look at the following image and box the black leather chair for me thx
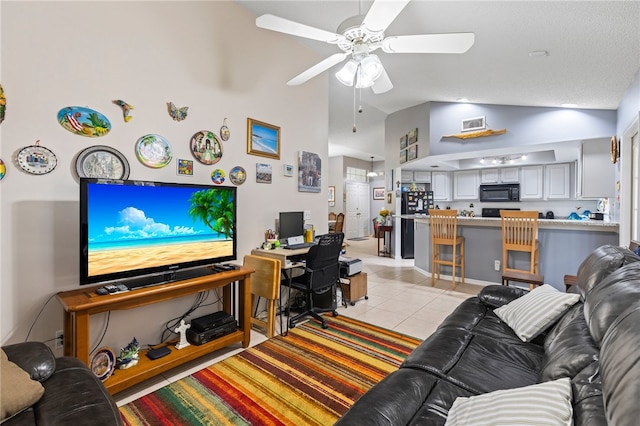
[286,232,344,329]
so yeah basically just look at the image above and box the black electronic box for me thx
[186,321,238,345]
[190,311,235,332]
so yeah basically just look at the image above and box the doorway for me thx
[345,182,370,240]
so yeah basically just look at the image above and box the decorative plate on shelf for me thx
[190,130,222,165]
[17,142,58,175]
[90,347,116,382]
[135,134,172,168]
[229,166,246,185]
[57,106,111,137]
[75,145,130,179]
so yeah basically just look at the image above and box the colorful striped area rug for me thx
[120,315,421,425]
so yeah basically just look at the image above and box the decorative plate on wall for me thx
[57,106,111,137]
[190,130,222,165]
[135,134,172,168]
[0,158,5,181]
[220,118,230,141]
[610,136,618,164]
[75,145,130,179]
[229,166,246,185]
[17,141,58,175]
[211,168,226,184]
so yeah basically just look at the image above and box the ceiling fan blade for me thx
[362,0,411,34]
[287,52,349,86]
[256,14,345,44]
[371,67,393,94]
[382,33,475,54]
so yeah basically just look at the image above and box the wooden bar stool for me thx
[500,210,540,290]
[428,209,465,289]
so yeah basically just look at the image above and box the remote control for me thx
[95,287,109,295]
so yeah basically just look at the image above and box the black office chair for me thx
[285,232,344,330]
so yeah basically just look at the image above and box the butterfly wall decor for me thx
[167,101,188,121]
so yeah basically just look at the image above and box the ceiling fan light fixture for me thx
[336,59,358,86]
[360,54,383,80]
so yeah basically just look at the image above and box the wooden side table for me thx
[376,225,393,257]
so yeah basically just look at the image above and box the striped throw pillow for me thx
[445,378,573,426]
[494,284,580,342]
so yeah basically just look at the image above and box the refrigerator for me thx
[401,191,434,259]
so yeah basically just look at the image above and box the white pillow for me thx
[494,284,580,342]
[445,378,573,426]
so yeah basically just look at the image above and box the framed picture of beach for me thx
[247,118,280,160]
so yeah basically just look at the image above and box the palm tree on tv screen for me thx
[188,189,234,239]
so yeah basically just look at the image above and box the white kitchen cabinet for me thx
[520,166,544,199]
[413,171,431,183]
[500,167,520,183]
[579,138,615,198]
[453,170,479,200]
[480,168,499,183]
[545,163,571,199]
[401,170,413,182]
[431,171,452,201]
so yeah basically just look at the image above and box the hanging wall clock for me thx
[17,140,58,175]
[57,106,111,137]
[190,130,223,165]
[75,145,130,179]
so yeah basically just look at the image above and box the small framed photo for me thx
[247,118,280,159]
[177,159,193,176]
[256,163,272,183]
[408,128,418,144]
[408,144,418,161]
[400,134,407,149]
[373,187,385,200]
[461,116,486,132]
[283,164,294,177]
[386,192,392,204]
[328,186,335,202]
[400,149,407,164]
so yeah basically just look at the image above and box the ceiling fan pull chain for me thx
[352,79,357,132]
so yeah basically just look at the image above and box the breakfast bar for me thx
[413,216,619,290]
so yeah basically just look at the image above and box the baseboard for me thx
[413,266,495,287]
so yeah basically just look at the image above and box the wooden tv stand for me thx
[56,267,253,395]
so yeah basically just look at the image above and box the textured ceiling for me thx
[236,1,640,162]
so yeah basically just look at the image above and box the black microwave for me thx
[479,184,520,202]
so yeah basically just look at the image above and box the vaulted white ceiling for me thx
[236,1,640,162]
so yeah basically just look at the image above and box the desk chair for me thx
[243,254,281,338]
[500,210,540,290]
[428,209,465,289]
[285,232,344,329]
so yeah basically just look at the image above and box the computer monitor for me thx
[278,211,304,241]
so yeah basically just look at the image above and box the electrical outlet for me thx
[55,330,64,349]
[494,260,501,271]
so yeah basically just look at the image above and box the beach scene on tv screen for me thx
[87,183,234,277]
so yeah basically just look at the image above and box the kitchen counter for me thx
[409,215,618,233]
[406,215,619,290]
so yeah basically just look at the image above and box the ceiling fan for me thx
[256,0,475,94]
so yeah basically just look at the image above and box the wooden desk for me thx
[56,267,253,395]
[251,246,310,267]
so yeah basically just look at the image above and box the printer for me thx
[339,256,363,277]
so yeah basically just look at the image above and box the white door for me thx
[345,182,370,239]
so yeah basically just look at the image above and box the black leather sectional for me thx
[335,244,640,425]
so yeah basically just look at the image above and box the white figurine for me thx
[174,319,191,350]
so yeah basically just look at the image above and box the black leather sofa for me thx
[336,244,640,425]
[1,341,123,425]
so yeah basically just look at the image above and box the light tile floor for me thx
[115,237,484,406]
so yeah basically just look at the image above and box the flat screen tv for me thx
[80,178,237,288]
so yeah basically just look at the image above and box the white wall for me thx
[0,2,330,351]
